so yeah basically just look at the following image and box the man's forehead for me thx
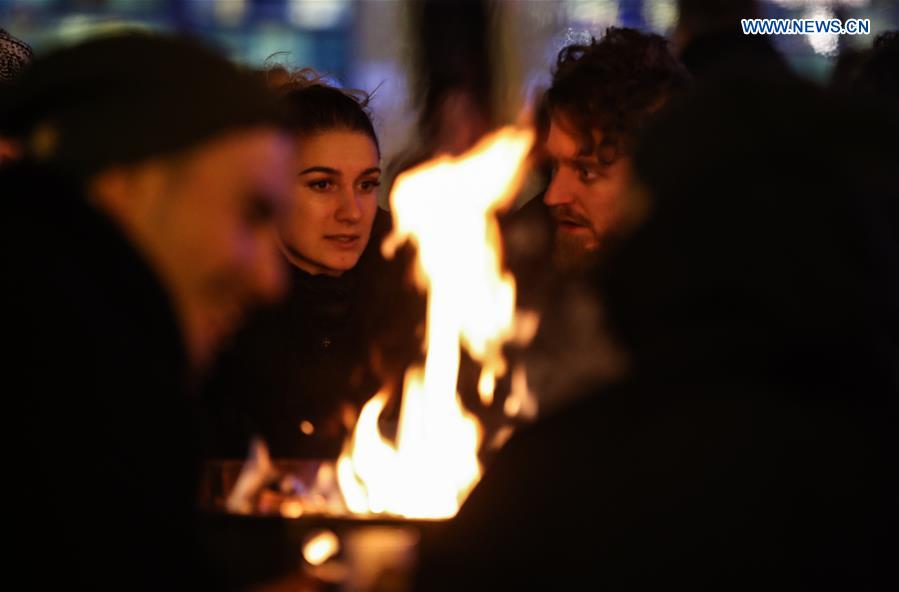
[546,117,601,161]
[199,129,292,175]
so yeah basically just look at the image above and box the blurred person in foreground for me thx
[417,76,899,590]
[1,33,295,588]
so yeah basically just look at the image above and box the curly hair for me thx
[268,66,380,155]
[544,27,690,163]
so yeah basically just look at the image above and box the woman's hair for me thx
[268,66,380,155]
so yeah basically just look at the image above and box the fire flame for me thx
[337,127,535,519]
[303,530,340,566]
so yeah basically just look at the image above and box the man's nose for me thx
[251,237,288,304]
[543,171,575,207]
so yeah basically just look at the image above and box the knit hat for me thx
[0,28,33,82]
[0,32,292,178]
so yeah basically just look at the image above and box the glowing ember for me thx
[226,438,275,515]
[504,363,537,420]
[337,127,535,519]
[280,499,304,519]
[303,530,340,566]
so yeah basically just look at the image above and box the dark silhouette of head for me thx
[599,77,899,394]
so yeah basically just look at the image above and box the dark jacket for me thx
[202,208,424,460]
[416,373,896,590]
[3,163,215,590]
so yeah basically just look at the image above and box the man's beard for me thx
[553,230,599,273]
[550,205,600,273]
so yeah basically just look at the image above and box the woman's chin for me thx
[321,252,363,275]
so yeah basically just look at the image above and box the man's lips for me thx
[555,219,591,233]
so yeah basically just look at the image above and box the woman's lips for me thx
[324,234,362,249]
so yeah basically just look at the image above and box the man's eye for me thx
[244,196,275,225]
[578,166,601,183]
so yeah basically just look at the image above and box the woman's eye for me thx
[308,179,333,191]
[359,179,381,192]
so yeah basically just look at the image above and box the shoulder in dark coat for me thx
[2,163,218,590]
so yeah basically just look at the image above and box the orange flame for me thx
[337,127,535,519]
[302,530,340,566]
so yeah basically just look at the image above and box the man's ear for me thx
[89,167,131,219]
[88,161,170,228]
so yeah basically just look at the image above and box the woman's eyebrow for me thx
[299,166,340,175]
[360,167,382,176]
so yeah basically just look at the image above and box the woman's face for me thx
[280,129,380,276]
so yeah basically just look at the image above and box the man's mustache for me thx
[550,205,595,231]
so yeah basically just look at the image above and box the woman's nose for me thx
[336,189,363,223]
